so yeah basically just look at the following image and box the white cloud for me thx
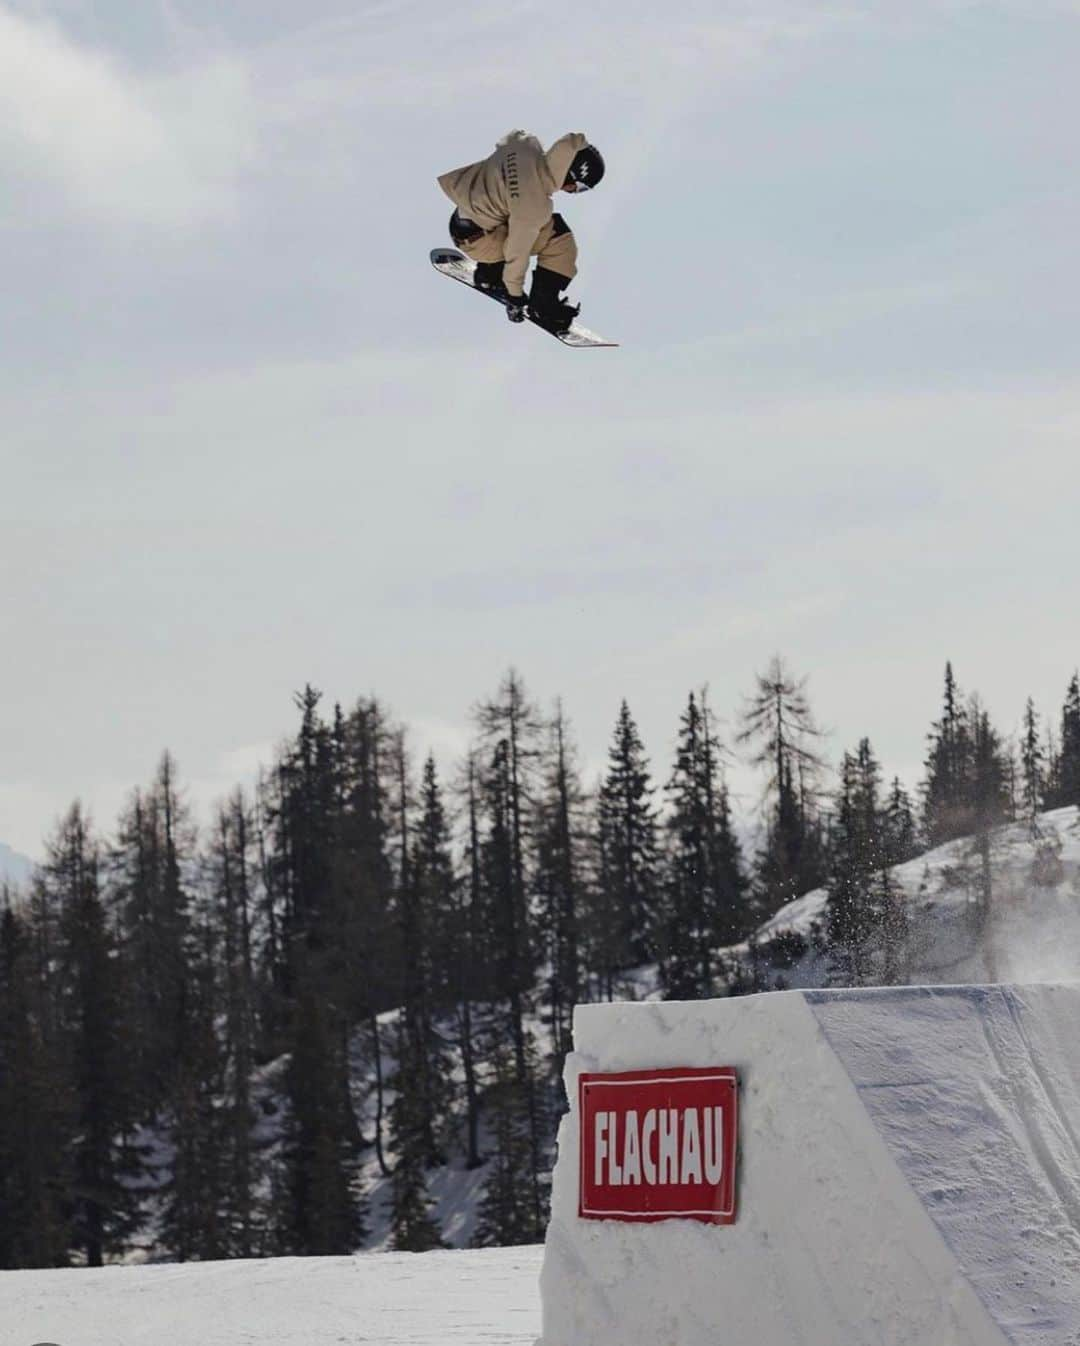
[0,4,255,227]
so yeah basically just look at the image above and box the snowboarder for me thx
[437,130,605,334]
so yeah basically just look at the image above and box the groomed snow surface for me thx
[0,1245,543,1346]
[541,984,1080,1346]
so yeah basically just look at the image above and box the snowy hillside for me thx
[0,839,34,889]
[754,805,1080,988]
[0,1245,543,1346]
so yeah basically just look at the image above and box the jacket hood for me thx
[543,132,588,192]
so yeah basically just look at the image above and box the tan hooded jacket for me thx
[438,130,588,296]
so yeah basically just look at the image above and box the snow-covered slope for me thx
[755,806,1080,988]
[0,1245,543,1346]
[813,985,1080,1344]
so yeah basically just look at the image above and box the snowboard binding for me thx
[473,261,508,302]
[527,299,580,336]
[527,267,579,335]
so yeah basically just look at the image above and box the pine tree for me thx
[472,1039,545,1247]
[826,740,888,985]
[737,657,827,918]
[46,805,144,1265]
[473,671,542,1062]
[0,902,71,1267]
[211,791,260,1257]
[883,777,918,865]
[110,753,195,1116]
[338,694,397,1179]
[280,979,363,1254]
[1055,674,1080,808]
[472,670,545,1234]
[161,931,229,1261]
[452,752,488,1171]
[660,691,748,999]
[1019,697,1044,835]
[388,1079,445,1249]
[389,752,454,1212]
[387,1014,445,1251]
[878,863,910,986]
[922,663,973,846]
[591,700,658,995]
[388,750,449,1259]
[1044,721,1061,812]
[967,701,1011,952]
[273,689,365,1254]
[969,702,1011,839]
[534,704,586,1064]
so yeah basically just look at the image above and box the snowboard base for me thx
[430,248,618,349]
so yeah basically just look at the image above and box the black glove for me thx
[506,293,527,323]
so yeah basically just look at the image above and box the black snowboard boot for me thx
[473,260,508,299]
[528,266,579,334]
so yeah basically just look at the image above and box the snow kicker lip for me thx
[541,984,1080,1346]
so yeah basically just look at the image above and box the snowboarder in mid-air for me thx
[437,130,605,335]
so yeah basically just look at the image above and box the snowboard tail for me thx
[430,248,618,349]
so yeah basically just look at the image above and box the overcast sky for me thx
[3,0,1080,861]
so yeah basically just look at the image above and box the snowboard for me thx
[430,248,618,349]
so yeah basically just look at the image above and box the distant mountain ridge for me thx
[0,840,35,889]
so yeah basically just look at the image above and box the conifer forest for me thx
[3,658,1080,1267]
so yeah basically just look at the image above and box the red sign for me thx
[578,1066,738,1224]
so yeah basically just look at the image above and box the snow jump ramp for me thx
[539,984,1080,1346]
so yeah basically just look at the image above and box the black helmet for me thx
[449,209,484,246]
[564,144,605,191]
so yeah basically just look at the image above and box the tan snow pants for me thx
[459,215,578,280]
